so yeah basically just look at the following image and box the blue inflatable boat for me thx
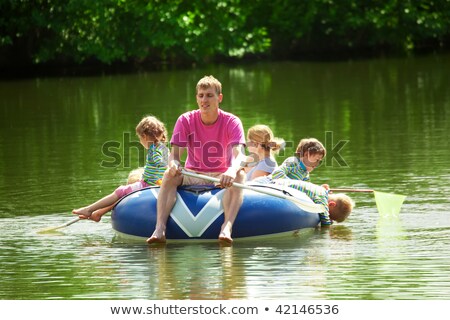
[111,184,321,241]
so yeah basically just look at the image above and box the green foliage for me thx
[265,0,450,55]
[1,0,449,68]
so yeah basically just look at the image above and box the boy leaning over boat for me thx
[253,137,355,225]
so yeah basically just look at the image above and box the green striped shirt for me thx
[142,143,169,186]
[270,156,310,181]
[273,179,331,226]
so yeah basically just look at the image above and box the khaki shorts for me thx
[181,170,223,186]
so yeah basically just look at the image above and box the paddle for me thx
[37,203,119,233]
[37,217,81,233]
[181,170,325,213]
[330,188,406,215]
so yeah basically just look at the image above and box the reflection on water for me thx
[0,208,449,299]
[376,214,406,257]
[1,54,450,299]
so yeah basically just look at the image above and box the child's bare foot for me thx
[89,210,102,222]
[72,207,92,219]
[146,230,166,244]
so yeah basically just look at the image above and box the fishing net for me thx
[374,191,406,215]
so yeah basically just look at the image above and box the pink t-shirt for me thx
[170,109,245,173]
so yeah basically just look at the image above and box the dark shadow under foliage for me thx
[1,0,449,78]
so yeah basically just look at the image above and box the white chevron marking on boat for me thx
[150,189,225,237]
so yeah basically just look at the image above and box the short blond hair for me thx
[127,168,144,184]
[296,138,326,158]
[329,193,355,222]
[135,115,167,143]
[247,124,284,154]
[196,75,222,95]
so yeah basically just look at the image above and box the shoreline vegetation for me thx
[1,0,449,78]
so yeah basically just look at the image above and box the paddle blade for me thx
[37,217,81,234]
[37,225,65,234]
[373,191,406,215]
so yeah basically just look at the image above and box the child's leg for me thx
[90,202,117,222]
[79,181,147,221]
[72,193,119,219]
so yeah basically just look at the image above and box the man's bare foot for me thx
[219,222,233,244]
[146,230,166,244]
[72,207,92,219]
[218,228,233,244]
[219,235,233,244]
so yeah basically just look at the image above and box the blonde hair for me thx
[127,168,144,184]
[135,116,167,143]
[295,138,326,158]
[329,193,355,222]
[196,75,222,95]
[247,124,285,155]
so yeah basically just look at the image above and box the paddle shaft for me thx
[331,188,374,193]
[181,170,324,213]
[59,217,82,228]
[37,217,81,233]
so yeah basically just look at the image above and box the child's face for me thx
[246,138,260,152]
[303,152,323,172]
[139,135,155,149]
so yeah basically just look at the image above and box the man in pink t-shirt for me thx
[147,75,246,244]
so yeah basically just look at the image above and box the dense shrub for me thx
[1,0,449,69]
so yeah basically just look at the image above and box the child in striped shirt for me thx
[271,179,354,226]
[253,137,354,225]
[271,137,326,181]
[72,116,169,222]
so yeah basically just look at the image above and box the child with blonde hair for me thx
[127,167,145,184]
[244,124,284,181]
[73,116,168,222]
[272,179,355,226]
[81,168,145,221]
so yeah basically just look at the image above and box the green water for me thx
[0,54,449,299]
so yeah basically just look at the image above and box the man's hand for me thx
[219,167,237,188]
[167,160,182,178]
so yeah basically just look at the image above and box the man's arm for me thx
[166,145,186,177]
[220,144,246,186]
[231,144,246,171]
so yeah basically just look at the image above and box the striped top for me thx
[273,179,331,226]
[270,156,310,181]
[142,143,169,185]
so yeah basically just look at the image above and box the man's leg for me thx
[220,169,245,243]
[146,170,183,244]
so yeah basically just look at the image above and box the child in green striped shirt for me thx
[272,179,354,225]
[271,137,326,181]
[72,116,169,222]
[254,137,354,225]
